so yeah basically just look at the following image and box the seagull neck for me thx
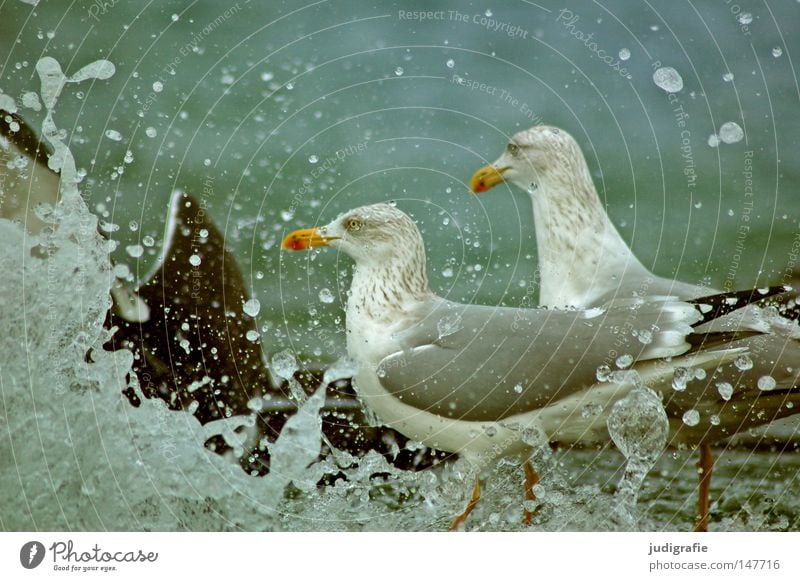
[532,164,646,308]
[348,254,432,322]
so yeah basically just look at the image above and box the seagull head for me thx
[470,125,581,196]
[282,202,424,267]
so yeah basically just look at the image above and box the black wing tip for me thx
[689,284,794,327]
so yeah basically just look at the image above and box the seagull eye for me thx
[345,217,363,232]
[507,143,520,157]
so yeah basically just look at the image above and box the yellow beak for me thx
[470,164,509,193]
[281,227,338,250]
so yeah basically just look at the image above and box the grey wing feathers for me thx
[377,298,700,422]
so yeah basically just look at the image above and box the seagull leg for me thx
[449,477,481,531]
[523,461,540,526]
[694,444,714,532]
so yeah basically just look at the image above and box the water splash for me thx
[606,385,669,530]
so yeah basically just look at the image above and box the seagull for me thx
[282,202,797,530]
[470,125,800,530]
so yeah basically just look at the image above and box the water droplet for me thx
[615,354,633,369]
[142,235,155,247]
[652,67,684,93]
[708,134,720,148]
[513,383,523,394]
[441,267,454,278]
[485,9,493,17]
[260,71,274,81]
[722,72,734,82]
[718,121,744,144]
[635,329,653,344]
[484,425,497,437]
[596,364,612,382]
[672,367,691,391]
[126,244,144,258]
[247,397,263,412]
[772,46,783,58]
[319,288,334,303]
[188,254,201,266]
[171,13,179,21]
[394,67,404,76]
[618,48,631,61]
[113,263,130,279]
[682,409,700,426]
[716,381,734,400]
[737,12,753,24]
[734,354,753,371]
[145,126,157,138]
[105,129,123,141]
[243,298,261,317]
[709,414,721,426]
[757,375,777,391]
[271,349,298,381]
[21,91,41,111]
[152,81,163,92]
[246,330,260,342]
[581,403,603,418]
[308,154,319,164]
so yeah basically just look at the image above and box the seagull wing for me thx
[376,297,701,422]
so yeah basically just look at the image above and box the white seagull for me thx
[282,202,798,530]
[471,125,800,530]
